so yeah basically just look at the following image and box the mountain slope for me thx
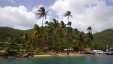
[93,29,113,49]
[0,27,31,42]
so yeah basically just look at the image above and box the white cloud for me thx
[0,6,37,29]
[1,0,113,33]
[50,0,113,33]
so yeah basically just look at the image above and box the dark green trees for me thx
[87,26,94,50]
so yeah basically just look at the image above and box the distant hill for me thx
[93,29,113,49]
[0,27,31,42]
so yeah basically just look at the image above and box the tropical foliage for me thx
[0,7,113,56]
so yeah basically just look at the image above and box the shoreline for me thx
[33,54,91,57]
[33,52,87,57]
[33,53,112,57]
[0,54,111,59]
[0,52,112,59]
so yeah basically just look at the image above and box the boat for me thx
[105,52,113,55]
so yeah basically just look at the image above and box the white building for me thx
[93,50,104,54]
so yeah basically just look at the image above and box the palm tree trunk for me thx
[91,41,94,50]
[41,17,46,50]
[42,17,44,28]
[68,16,69,27]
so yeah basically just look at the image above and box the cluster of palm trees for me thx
[29,7,94,54]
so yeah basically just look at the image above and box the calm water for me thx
[0,55,113,64]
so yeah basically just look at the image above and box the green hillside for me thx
[0,27,32,42]
[93,29,113,49]
[0,27,113,50]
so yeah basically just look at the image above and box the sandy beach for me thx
[33,55,53,57]
[33,53,85,57]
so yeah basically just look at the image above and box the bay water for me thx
[0,55,113,64]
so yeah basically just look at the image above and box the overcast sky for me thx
[0,0,113,33]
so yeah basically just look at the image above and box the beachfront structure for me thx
[93,50,104,54]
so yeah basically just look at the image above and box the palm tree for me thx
[87,26,94,50]
[76,32,85,52]
[37,7,48,28]
[37,7,48,49]
[60,21,65,28]
[68,22,72,27]
[74,28,78,34]
[45,21,48,26]
[45,21,56,51]
[64,11,72,55]
[32,24,40,49]
[53,19,59,27]
[87,26,92,33]
[64,11,72,27]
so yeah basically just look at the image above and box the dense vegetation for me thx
[0,7,113,56]
[93,29,113,50]
[0,27,113,55]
